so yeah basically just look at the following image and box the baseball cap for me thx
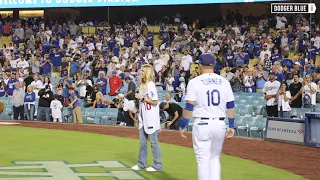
[125,76,131,81]
[195,54,215,66]
[69,87,75,90]
[45,85,51,90]
[62,71,68,76]
[112,70,117,74]
[124,69,131,73]
[294,62,301,66]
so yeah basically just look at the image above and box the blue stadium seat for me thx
[234,115,246,136]
[235,105,251,116]
[107,109,118,123]
[290,108,302,119]
[239,96,253,101]
[63,108,73,123]
[82,108,97,124]
[247,100,260,106]
[235,100,246,105]
[249,117,267,138]
[236,116,253,137]
[1,107,13,120]
[300,108,311,119]
[250,105,265,116]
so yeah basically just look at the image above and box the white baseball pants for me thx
[192,118,226,180]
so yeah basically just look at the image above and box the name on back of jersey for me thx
[201,78,223,86]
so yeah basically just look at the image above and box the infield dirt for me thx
[2,121,319,180]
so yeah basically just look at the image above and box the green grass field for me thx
[0,126,305,180]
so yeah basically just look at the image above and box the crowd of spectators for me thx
[0,11,319,127]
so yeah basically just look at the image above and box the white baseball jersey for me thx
[263,80,280,106]
[138,81,160,134]
[50,100,63,119]
[185,73,235,118]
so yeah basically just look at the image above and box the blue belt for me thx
[200,117,225,121]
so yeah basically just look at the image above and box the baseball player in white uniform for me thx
[180,54,235,180]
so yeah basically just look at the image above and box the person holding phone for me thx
[276,82,291,118]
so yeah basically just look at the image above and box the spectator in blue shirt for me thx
[255,64,269,93]
[6,72,19,96]
[146,32,154,48]
[306,41,318,60]
[270,48,282,64]
[280,54,293,71]
[235,48,246,66]
[59,71,72,99]
[96,72,108,95]
[68,86,83,124]
[70,59,80,77]
[41,56,52,77]
[24,85,36,120]
[224,48,235,67]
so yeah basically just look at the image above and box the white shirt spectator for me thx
[96,42,102,51]
[31,80,43,98]
[69,39,78,50]
[276,15,287,29]
[278,91,291,111]
[214,29,222,38]
[153,58,165,73]
[220,71,234,82]
[181,54,193,71]
[45,29,52,42]
[160,53,170,66]
[166,77,175,91]
[259,49,271,60]
[304,82,318,105]
[210,44,220,54]
[263,80,281,106]
[77,79,92,97]
[17,60,29,75]
[10,58,19,69]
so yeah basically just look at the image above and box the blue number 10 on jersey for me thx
[206,89,220,106]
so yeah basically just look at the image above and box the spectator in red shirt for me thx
[3,22,10,36]
[109,70,123,96]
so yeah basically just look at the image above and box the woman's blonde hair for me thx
[96,92,103,101]
[139,64,155,94]
[27,85,33,92]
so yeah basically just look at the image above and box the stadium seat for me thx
[290,108,302,119]
[1,107,13,120]
[237,116,255,137]
[235,105,251,116]
[234,115,246,136]
[107,109,118,123]
[63,108,73,123]
[82,108,97,124]
[247,100,261,106]
[95,110,108,124]
[235,100,246,105]
[250,105,264,116]
[239,96,253,101]
[249,117,267,138]
[300,108,311,119]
